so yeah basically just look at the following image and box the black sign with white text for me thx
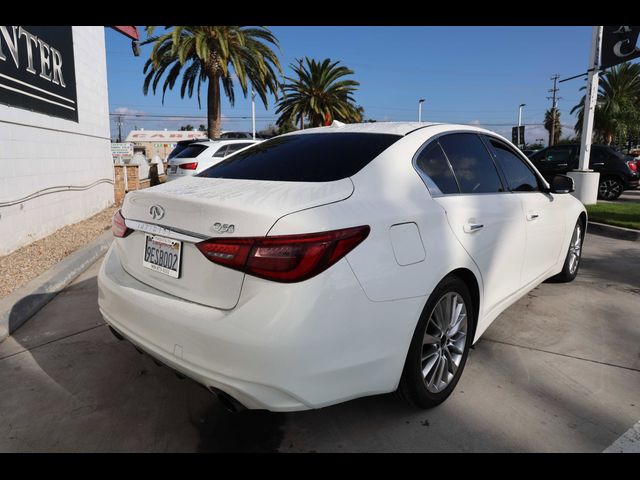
[601,26,640,70]
[0,26,78,122]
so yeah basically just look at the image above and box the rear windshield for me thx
[197,132,402,182]
[175,144,209,159]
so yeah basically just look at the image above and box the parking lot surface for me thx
[0,232,638,452]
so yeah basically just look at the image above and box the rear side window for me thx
[212,145,229,158]
[176,144,209,159]
[198,133,401,182]
[486,137,539,192]
[415,142,459,194]
[225,143,254,154]
[439,133,504,193]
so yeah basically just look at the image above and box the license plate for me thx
[169,165,177,174]
[142,234,182,278]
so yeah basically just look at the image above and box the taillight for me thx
[627,160,637,172]
[179,162,198,170]
[196,226,370,283]
[112,209,132,238]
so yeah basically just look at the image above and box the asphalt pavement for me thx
[0,232,638,452]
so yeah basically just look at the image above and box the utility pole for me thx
[547,75,561,146]
[116,115,124,143]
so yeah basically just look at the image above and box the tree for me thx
[142,26,281,139]
[571,62,640,146]
[544,108,562,146]
[180,124,194,131]
[276,58,361,129]
[198,124,206,131]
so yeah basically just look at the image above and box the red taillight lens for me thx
[179,162,198,170]
[627,160,637,172]
[112,209,132,238]
[196,226,370,283]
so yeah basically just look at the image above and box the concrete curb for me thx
[0,230,113,342]
[588,221,640,242]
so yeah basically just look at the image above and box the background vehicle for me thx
[167,139,203,160]
[521,148,538,157]
[529,144,639,200]
[99,122,586,412]
[166,139,260,180]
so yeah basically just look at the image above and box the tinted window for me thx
[544,147,573,163]
[212,145,229,158]
[529,148,548,162]
[487,138,539,192]
[225,143,253,154]
[176,144,209,158]
[168,143,189,159]
[439,133,504,193]
[415,142,459,194]
[198,133,401,182]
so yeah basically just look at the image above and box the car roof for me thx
[197,139,261,147]
[283,121,518,140]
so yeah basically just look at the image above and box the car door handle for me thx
[463,223,484,233]
[527,213,540,221]
[557,163,568,167]
[594,162,604,167]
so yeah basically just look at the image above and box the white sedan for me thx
[98,122,586,412]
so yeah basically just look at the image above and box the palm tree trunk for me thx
[207,74,221,139]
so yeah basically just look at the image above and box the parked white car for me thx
[166,139,260,180]
[98,122,586,412]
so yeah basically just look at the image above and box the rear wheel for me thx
[398,276,474,408]
[598,177,623,200]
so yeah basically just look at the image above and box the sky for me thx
[105,26,597,145]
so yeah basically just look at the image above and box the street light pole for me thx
[251,86,256,140]
[418,98,425,122]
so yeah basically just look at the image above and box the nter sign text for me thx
[0,26,78,122]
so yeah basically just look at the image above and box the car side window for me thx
[544,147,573,163]
[225,143,253,155]
[438,133,505,193]
[212,145,229,158]
[415,142,460,195]
[485,137,539,192]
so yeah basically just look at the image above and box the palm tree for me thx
[571,62,640,146]
[142,26,281,139]
[276,58,361,129]
[544,108,562,146]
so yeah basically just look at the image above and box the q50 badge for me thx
[212,223,235,234]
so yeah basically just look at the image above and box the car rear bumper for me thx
[97,244,424,411]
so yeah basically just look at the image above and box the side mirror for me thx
[550,174,575,194]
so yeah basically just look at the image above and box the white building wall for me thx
[0,26,113,255]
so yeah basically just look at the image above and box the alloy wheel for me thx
[421,292,468,393]
[599,179,621,200]
[568,223,582,275]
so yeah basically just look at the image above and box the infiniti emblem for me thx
[149,205,165,220]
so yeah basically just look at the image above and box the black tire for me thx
[550,219,585,283]
[398,275,475,409]
[598,177,624,200]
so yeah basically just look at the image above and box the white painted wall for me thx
[0,26,113,255]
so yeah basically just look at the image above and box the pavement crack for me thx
[482,337,640,374]
[0,323,106,361]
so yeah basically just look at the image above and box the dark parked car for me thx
[529,144,639,200]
